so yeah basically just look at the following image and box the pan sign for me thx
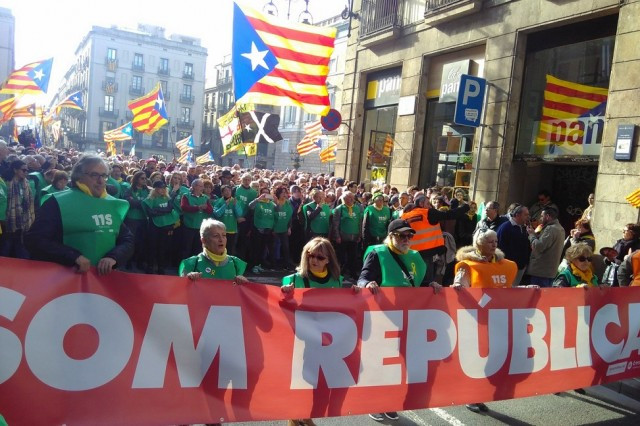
[454,74,486,127]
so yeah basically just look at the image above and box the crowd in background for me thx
[1,137,640,289]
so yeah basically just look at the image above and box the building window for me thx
[281,138,289,153]
[107,48,117,61]
[515,34,614,158]
[160,58,169,72]
[182,107,191,122]
[184,62,194,78]
[160,80,168,93]
[183,84,192,97]
[132,76,143,90]
[303,111,315,123]
[284,106,297,126]
[134,53,144,67]
[104,95,115,112]
[329,91,336,108]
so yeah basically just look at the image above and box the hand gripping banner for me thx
[1,257,640,425]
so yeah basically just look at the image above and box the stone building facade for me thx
[336,0,640,245]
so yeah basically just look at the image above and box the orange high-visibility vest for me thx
[401,208,445,252]
[631,250,640,286]
[454,258,518,288]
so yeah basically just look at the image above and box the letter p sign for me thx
[454,74,487,128]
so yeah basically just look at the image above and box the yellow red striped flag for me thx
[626,189,640,208]
[127,83,168,134]
[382,134,394,156]
[232,2,336,116]
[0,58,53,95]
[319,141,337,163]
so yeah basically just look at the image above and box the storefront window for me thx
[361,106,397,184]
[516,35,615,158]
[419,99,475,189]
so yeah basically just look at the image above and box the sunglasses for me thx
[308,253,327,261]
[576,256,592,262]
[393,233,413,240]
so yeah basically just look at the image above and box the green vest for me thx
[282,272,343,288]
[142,196,180,227]
[364,244,426,287]
[54,188,129,265]
[364,205,391,238]
[107,176,123,198]
[556,267,598,287]
[235,185,257,217]
[40,185,69,206]
[253,200,275,230]
[179,253,247,279]
[28,171,46,205]
[0,178,7,221]
[214,197,239,233]
[334,203,363,236]
[273,200,293,233]
[392,209,401,220]
[170,185,190,211]
[126,187,149,220]
[304,202,330,234]
[182,192,209,229]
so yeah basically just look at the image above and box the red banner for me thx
[1,257,640,425]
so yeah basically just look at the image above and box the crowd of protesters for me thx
[1,138,640,291]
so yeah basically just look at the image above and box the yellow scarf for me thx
[76,182,107,198]
[387,241,408,255]
[345,204,353,216]
[204,247,228,266]
[570,263,594,286]
[373,204,383,211]
[310,268,328,278]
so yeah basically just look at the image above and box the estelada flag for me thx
[232,2,336,116]
[0,58,53,95]
[128,83,168,134]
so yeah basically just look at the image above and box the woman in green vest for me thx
[331,191,363,280]
[213,184,242,255]
[40,170,70,206]
[271,186,294,269]
[363,192,391,249]
[303,189,330,239]
[25,155,133,275]
[179,218,248,284]
[247,187,276,274]
[123,171,150,269]
[282,237,344,290]
[180,178,213,261]
[107,164,125,198]
[143,180,180,275]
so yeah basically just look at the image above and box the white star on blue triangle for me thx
[232,3,279,100]
[27,58,53,93]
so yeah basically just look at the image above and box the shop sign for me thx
[365,68,402,109]
[371,166,387,185]
[439,60,470,103]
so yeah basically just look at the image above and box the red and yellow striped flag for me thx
[127,83,168,134]
[10,104,36,118]
[233,3,336,116]
[626,189,640,208]
[0,58,53,95]
[319,141,337,163]
[0,97,18,122]
[382,134,394,156]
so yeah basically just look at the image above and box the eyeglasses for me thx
[84,172,108,180]
[576,256,592,262]
[307,253,327,261]
[393,233,413,241]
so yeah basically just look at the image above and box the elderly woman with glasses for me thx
[179,218,248,284]
[553,243,599,288]
[25,155,133,275]
[281,237,343,291]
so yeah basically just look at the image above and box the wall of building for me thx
[0,7,14,87]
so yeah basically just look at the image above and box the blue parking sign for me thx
[454,74,487,127]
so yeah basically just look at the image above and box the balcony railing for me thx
[180,94,195,104]
[426,0,465,12]
[158,67,170,76]
[183,72,194,80]
[102,80,118,93]
[360,0,403,39]
[129,86,145,96]
[132,62,145,72]
[105,58,118,71]
[177,119,194,129]
[99,108,119,119]
[217,76,232,86]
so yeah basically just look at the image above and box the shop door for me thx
[550,164,598,234]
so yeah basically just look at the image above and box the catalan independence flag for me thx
[55,91,84,113]
[127,83,168,134]
[196,151,215,165]
[296,121,324,156]
[535,74,608,153]
[0,58,53,95]
[232,2,336,116]
[0,97,18,122]
[10,104,36,118]
[104,121,133,143]
[626,189,640,208]
[176,134,195,152]
[319,141,337,162]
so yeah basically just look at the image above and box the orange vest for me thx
[454,258,518,288]
[401,208,445,252]
[632,251,640,287]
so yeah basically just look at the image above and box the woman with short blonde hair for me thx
[553,243,599,288]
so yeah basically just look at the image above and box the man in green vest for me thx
[233,172,257,260]
[357,218,442,422]
[25,155,134,275]
[303,189,330,239]
[331,191,363,280]
[180,178,213,260]
[107,163,125,198]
